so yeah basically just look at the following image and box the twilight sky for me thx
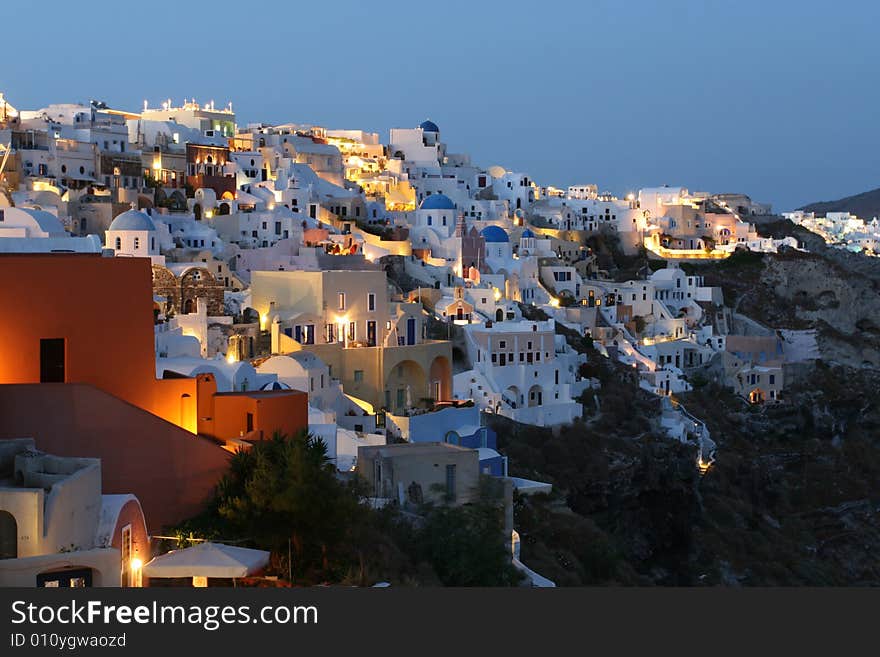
[4,0,878,210]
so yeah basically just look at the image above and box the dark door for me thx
[406,317,416,345]
[367,321,377,347]
[40,339,65,383]
[246,412,254,433]
[0,511,17,559]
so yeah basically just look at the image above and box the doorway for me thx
[40,338,65,383]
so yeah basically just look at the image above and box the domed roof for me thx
[419,120,440,133]
[486,165,506,179]
[260,381,292,391]
[481,226,509,243]
[521,228,536,239]
[109,209,155,231]
[419,193,456,211]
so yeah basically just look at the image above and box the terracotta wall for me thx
[0,254,198,431]
[0,384,229,532]
[210,391,308,442]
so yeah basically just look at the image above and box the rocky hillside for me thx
[503,239,880,586]
[800,186,880,219]
[685,244,880,368]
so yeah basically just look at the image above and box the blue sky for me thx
[4,0,878,210]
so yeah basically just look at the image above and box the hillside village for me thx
[0,92,876,587]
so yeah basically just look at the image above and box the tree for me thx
[401,477,523,586]
[209,431,366,582]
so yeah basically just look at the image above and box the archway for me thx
[428,355,452,402]
[218,202,231,215]
[0,510,17,559]
[749,388,765,404]
[193,203,202,221]
[385,359,427,413]
[528,384,543,407]
[502,385,521,409]
[495,308,504,322]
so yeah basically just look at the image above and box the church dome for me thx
[419,120,440,133]
[109,209,155,231]
[419,193,456,211]
[481,226,509,243]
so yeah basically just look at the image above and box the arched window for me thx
[0,510,17,560]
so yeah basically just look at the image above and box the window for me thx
[368,293,376,311]
[115,237,121,250]
[338,292,346,311]
[499,340,506,349]
[348,322,356,342]
[134,237,140,249]
[445,464,456,501]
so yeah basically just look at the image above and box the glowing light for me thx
[204,210,213,219]
[493,288,502,302]
[130,558,142,571]
[549,298,560,308]
[260,313,269,330]
[226,351,238,364]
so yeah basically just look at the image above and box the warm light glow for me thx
[130,558,142,571]
[549,298,560,308]
[493,288,502,302]
[205,210,214,219]
[226,351,238,364]
[260,313,269,330]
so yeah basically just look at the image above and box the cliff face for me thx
[691,245,880,368]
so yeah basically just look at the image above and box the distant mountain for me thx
[800,187,880,219]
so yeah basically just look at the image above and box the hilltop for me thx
[800,187,880,219]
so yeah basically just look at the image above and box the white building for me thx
[105,207,165,265]
[0,439,148,588]
[454,319,587,426]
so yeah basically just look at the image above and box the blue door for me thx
[406,317,416,345]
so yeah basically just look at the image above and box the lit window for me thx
[338,292,346,310]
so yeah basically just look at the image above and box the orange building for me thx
[0,253,308,529]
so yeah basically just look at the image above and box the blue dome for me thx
[419,193,456,211]
[260,381,291,391]
[521,229,536,239]
[481,226,509,243]
[419,120,440,133]
[109,209,155,231]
